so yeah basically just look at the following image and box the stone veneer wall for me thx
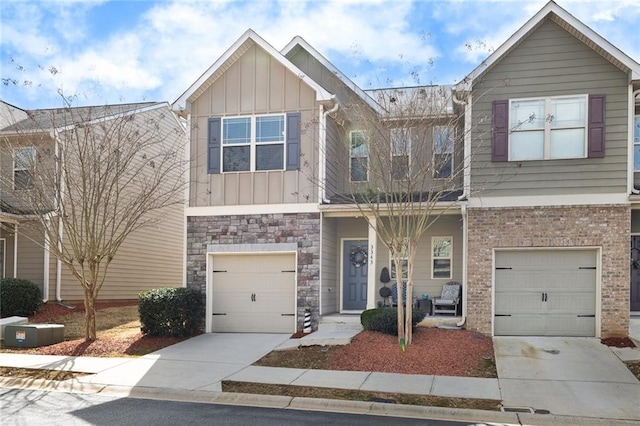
[466,205,630,338]
[186,213,321,331]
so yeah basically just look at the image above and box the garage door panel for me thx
[495,315,546,336]
[495,292,544,313]
[211,253,296,333]
[495,249,596,337]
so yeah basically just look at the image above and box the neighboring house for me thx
[0,101,185,302]
[174,0,639,338]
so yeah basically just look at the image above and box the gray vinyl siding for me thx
[330,214,463,307]
[189,42,319,207]
[15,223,45,293]
[470,19,629,197]
[49,107,185,301]
[0,226,15,279]
[320,216,338,314]
[371,215,463,306]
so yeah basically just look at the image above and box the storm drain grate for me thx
[501,406,535,413]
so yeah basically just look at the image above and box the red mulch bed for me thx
[2,301,190,357]
[330,328,494,376]
[601,337,637,348]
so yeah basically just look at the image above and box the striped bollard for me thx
[303,309,311,333]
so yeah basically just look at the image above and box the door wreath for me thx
[350,246,368,268]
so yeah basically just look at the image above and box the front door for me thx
[631,237,640,311]
[342,240,368,310]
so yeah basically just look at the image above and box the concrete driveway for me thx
[79,333,290,392]
[494,337,640,419]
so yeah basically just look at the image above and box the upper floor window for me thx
[391,128,411,180]
[432,236,452,279]
[13,146,36,190]
[350,130,368,182]
[634,115,640,171]
[222,115,285,172]
[433,126,453,178]
[510,95,587,161]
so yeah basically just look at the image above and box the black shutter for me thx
[588,94,605,158]
[286,112,301,170]
[208,117,221,174]
[492,100,509,162]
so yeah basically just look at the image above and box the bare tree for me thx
[316,83,479,347]
[0,99,186,341]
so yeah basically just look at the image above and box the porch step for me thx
[318,314,363,332]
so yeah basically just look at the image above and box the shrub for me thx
[0,278,43,317]
[139,287,203,337]
[360,307,425,336]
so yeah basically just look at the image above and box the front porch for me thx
[319,212,465,317]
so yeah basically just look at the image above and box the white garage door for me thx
[211,253,296,333]
[494,250,597,337]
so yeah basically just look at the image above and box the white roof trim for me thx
[173,29,333,111]
[281,36,381,112]
[457,0,640,90]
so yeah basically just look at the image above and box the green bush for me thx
[139,287,203,337]
[0,278,43,317]
[360,307,425,336]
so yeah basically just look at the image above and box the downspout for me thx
[452,90,470,327]
[631,88,640,194]
[452,90,471,201]
[457,203,468,328]
[319,97,339,204]
[52,128,64,303]
[42,216,50,302]
[13,223,17,278]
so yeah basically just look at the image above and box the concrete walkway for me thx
[1,330,640,425]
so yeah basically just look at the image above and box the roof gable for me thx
[281,36,380,112]
[458,0,640,90]
[172,30,333,112]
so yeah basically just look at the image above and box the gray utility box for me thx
[4,324,65,348]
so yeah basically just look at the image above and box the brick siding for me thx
[467,205,630,338]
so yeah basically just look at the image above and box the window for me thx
[432,237,452,279]
[390,239,408,280]
[221,115,285,172]
[433,127,453,178]
[350,130,368,182]
[13,147,36,190]
[634,115,640,171]
[391,128,411,180]
[510,95,587,161]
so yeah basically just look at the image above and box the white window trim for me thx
[431,236,452,279]
[13,146,36,190]
[508,94,588,161]
[391,128,412,181]
[349,130,369,182]
[433,126,454,179]
[634,114,640,172]
[221,114,286,173]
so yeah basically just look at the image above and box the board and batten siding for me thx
[320,216,338,314]
[189,42,319,207]
[470,19,629,198]
[14,223,45,292]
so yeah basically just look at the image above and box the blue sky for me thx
[1,0,639,110]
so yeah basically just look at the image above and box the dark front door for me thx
[631,237,640,311]
[343,240,368,310]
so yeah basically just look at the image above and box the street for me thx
[1,388,478,426]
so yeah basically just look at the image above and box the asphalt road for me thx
[0,388,476,426]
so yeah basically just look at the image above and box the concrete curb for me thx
[3,378,639,426]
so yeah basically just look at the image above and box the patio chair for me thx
[432,282,461,316]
